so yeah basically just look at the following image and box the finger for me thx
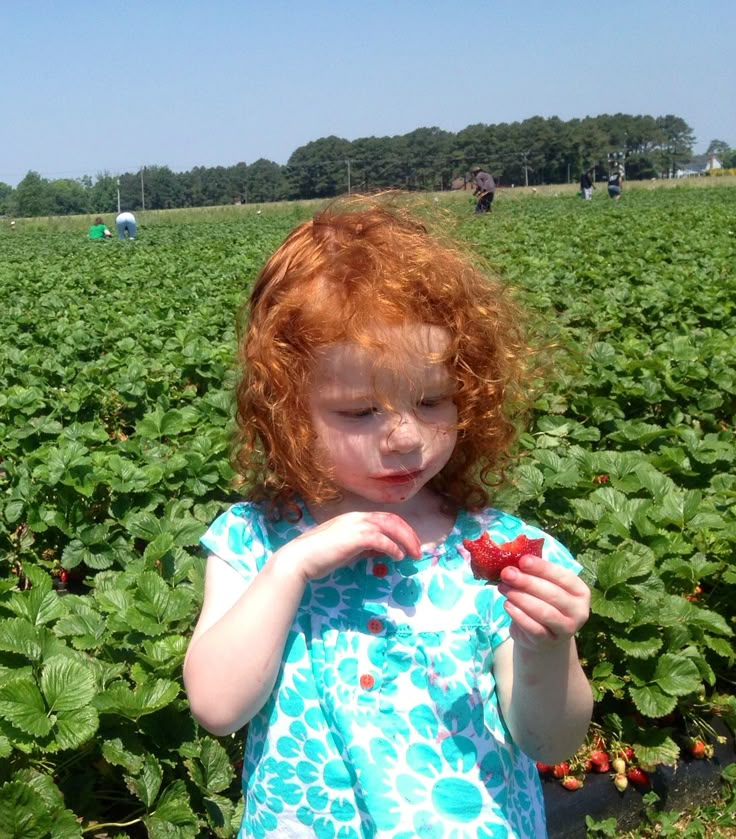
[512,555,589,596]
[499,562,591,608]
[504,600,557,641]
[497,569,587,617]
[502,589,587,636]
[368,512,422,558]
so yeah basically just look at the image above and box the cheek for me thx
[312,421,369,464]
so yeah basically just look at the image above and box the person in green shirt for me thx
[89,217,111,240]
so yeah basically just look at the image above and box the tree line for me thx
[2,113,731,218]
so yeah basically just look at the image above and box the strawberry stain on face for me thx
[461,533,545,582]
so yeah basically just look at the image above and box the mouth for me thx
[374,471,422,485]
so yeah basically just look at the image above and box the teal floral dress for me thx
[201,501,581,838]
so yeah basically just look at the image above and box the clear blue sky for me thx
[2,0,733,186]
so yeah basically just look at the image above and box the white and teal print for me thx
[201,501,581,838]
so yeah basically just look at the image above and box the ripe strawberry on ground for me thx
[561,776,584,790]
[613,774,628,792]
[552,762,570,779]
[535,762,555,776]
[462,533,545,582]
[626,767,650,788]
[687,738,713,759]
[588,750,610,773]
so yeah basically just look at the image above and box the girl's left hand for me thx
[496,554,590,653]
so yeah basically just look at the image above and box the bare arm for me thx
[493,555,593,763]
[183,511,421,736]
[183,551,307,736]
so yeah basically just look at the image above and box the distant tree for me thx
[89,173,119,213]
[142,166,182,209]
[723,148,736,168]
[287,136,353,198]
[230,162,249,203]
[118,172,142,211]
[246,159,288,203]
[14,171,54,217]
[706,139,731,160]
[0,182,14,215]
[49,179,89,215]
[656,115,696,177]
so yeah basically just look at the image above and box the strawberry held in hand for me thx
[462,532,545,582]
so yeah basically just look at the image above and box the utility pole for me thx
[346,159,352,194]
[140,167,145,211]
[116,178,121,213]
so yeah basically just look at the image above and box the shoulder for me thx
[201,501,273,567]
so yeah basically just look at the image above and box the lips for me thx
[374,471,422,484]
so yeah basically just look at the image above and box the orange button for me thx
[367,618,383,634]
[359,673,375,690]
[373,562,389,577]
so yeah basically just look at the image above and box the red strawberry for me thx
[688,739,709,759]
[589,750,610,773]
[552,761,570,779]
[462,533,545,582]
[626,767,650,788]
[561,775,583,790]
[535,762,555,776]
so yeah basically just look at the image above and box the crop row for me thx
[0,188,734,835]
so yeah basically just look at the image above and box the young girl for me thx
[184,198,593,838]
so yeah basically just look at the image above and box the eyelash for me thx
[338,398,449,419]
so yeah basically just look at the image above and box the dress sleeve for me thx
[200,502,272,585]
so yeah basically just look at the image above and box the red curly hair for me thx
[234,195,532,513]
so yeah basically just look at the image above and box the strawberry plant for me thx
[1,189,734,833]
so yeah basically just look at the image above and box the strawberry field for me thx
[1,185,734,836]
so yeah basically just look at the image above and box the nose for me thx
[384,411,423,454]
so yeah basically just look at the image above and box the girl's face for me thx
[308,324,458,511]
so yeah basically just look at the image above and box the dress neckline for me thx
[297,497,467,559]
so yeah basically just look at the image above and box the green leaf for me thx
[633,728,681,766]
[611,626,663,659]
[702,635,735,659]
[635,463,677,501]
[629,684,678,718]
[53,705,99,751]
[652,653,702,697]
[0,618,43,661]
[203,793,239,837]
[659,489,703,528]
[95,678,180,720]
[128,752,163,808]
[187,738,234,795]
[102,737,145,774]
[41,656,96,713]
[590,587,636,622]
[145,780,198,838]
[0,781,54,839]
[0,676,53,737]
[595,548,655,589]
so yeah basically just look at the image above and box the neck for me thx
[308,488,457,548]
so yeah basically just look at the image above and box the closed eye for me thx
[418,396,453,409]
[336,408,379,418]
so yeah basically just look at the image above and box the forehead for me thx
[311,324,453,392]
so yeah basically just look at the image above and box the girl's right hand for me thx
[275,511,422,582]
